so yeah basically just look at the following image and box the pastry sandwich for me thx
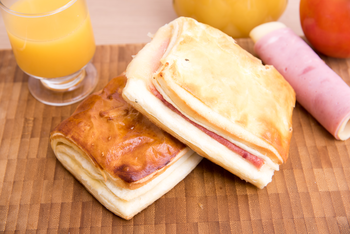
[123,17,296,189]
[50,74,202,220]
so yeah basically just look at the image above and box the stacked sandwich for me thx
[50,17,295,220]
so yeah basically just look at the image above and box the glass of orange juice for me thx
[0,0,97,106]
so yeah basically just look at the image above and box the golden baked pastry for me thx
[123,17,295,188]
[50,74,202,220]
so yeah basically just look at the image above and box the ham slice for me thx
[251,22,350,140]
[150,86,265,169]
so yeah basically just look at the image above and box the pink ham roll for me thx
[250,22,350,140]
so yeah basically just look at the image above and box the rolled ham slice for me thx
[250,22,350,140]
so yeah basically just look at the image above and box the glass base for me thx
[28,63,98,106]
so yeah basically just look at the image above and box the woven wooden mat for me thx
[0,39,350,234]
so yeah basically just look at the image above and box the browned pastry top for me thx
[51,75,186,185]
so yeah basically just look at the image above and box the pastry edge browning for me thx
[50,132,192,190]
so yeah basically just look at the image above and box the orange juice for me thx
[5,0,95,78]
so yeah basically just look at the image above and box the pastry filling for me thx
[150,86,265,169]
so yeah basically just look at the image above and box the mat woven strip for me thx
[0,40,349,233]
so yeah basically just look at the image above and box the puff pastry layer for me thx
[50,74,202,219]
[123,17,295,188]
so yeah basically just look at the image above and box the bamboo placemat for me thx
[0,39,350,234]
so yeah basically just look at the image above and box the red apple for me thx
[300,0,350,58]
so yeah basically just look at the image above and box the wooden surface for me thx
[1,40,350,233]
[0,0,302,49]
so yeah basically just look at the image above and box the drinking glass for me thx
[0,0,98,106]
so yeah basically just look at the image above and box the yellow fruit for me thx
[173,0,288,38]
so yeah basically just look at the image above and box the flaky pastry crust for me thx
[50,74,202,219]
[124,17,296,188]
